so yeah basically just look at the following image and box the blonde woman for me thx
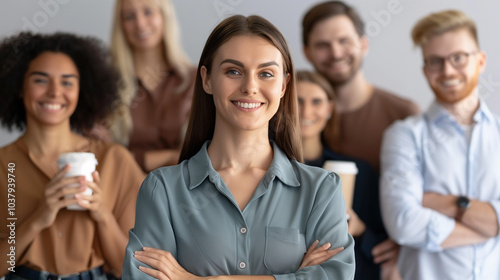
[109,0,195,172]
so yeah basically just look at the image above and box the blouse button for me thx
[239,262,246,269]
[240,227,247,234]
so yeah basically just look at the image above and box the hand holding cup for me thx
[57,153,98,210]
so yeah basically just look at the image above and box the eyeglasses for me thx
[424,51,478,72]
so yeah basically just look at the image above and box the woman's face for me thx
[297,81,334,139]
[201,35,288,133]
[121,0,164,52]
[23,52,80,128]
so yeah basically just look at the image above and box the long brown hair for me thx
[179,15,302,163]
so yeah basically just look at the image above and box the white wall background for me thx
[1,0,499,147]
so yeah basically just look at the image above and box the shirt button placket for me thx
[237,223,248,273]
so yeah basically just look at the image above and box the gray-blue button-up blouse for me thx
[123,141,355,279]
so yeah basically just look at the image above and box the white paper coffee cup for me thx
[322,160,358,210]
[57,152,98,210]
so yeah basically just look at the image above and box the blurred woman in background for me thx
[109,0,195,171]
[297,70,398,280]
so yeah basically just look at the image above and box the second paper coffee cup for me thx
[322,160,358,210]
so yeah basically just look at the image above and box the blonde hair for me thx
[110,0,191,145]
[412,9,478,47]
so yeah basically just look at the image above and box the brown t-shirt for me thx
[128,69,195,170]
[331,88,419,171]
[0,138,145,275]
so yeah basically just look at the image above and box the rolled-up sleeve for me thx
[380,121,455,252]
[274,173,356,279]
[122,173,176,279]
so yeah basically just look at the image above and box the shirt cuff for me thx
[427,211,455,252]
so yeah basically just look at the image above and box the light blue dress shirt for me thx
[380,100,500,280]
[123,141,355,279]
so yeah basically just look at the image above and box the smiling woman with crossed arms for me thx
[123,14,355,280]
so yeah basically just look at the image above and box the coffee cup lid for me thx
[57,152,98,168]
[322,160,358,174]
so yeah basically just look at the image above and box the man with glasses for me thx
[380,10,500,279]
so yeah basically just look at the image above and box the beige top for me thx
[0,138,145,275]
[329,88,419,171]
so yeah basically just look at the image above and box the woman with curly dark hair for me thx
[0,32,145,279]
